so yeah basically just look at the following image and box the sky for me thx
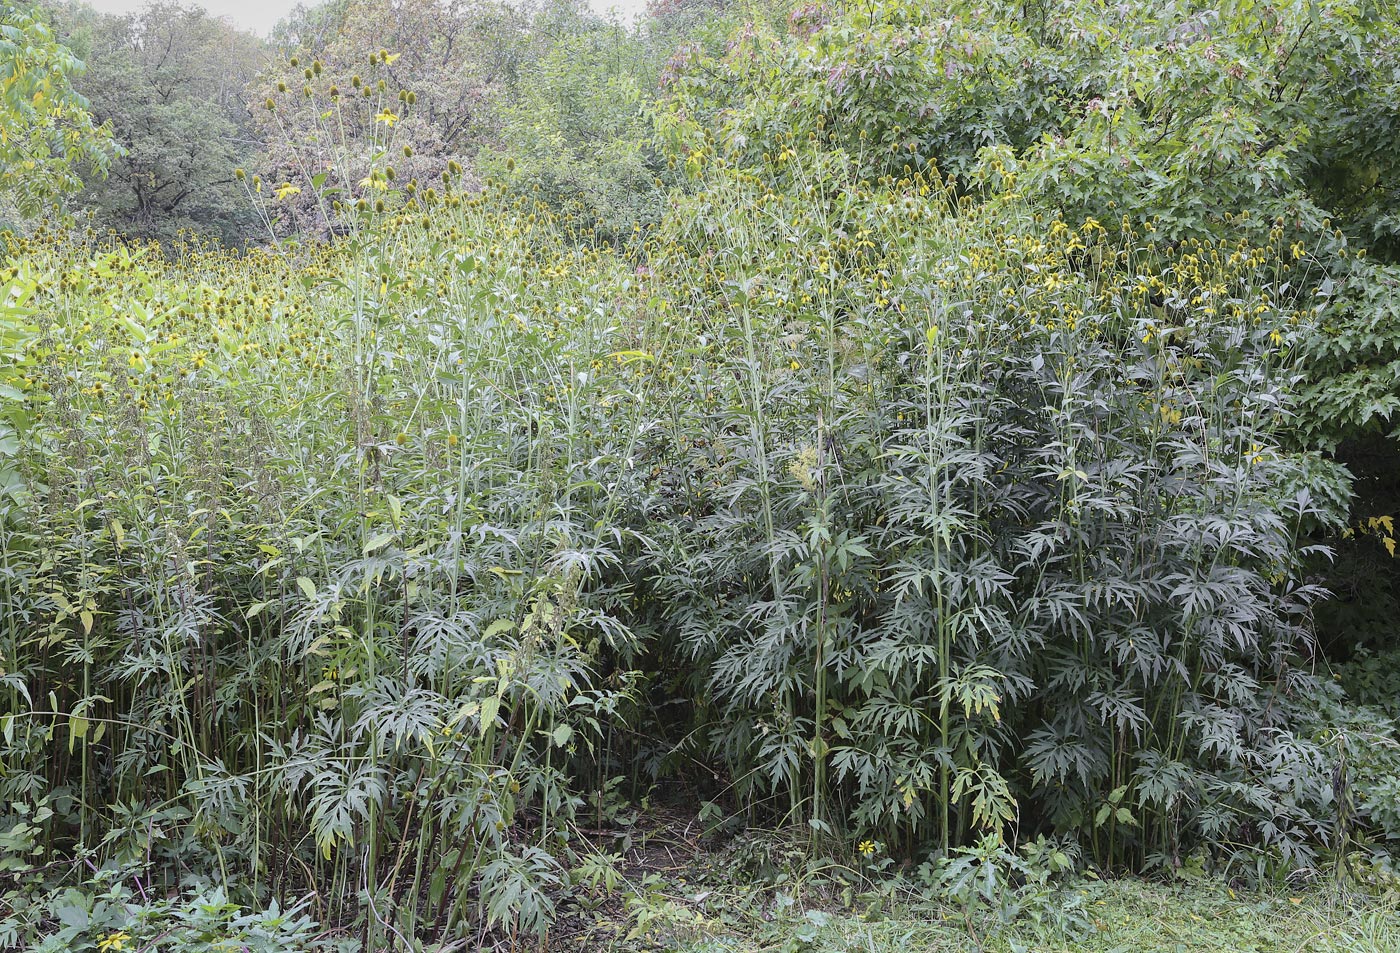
[78,0,650,36]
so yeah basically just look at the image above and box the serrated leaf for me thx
[479,696,500,737]
[363,531,395,555]
[483,619,515,639]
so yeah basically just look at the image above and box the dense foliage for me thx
[1,0,1399,950]
[46,1,267,243]
[0,2,113,218]
[247,0,627,236]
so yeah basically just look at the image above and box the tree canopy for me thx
[0,2,113,216]
[46,1,266,243]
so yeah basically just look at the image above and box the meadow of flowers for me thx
[3,0,1400,950]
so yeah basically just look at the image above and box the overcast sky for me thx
[78,0,649,36]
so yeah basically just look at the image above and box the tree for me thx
[479,5,679,245]
[0,2,113,216]
[47,2,267,243]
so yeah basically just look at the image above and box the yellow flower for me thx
[99,932,131,952]
[858,839,876,856]
[275,182,301,201]
[375,110,399,127]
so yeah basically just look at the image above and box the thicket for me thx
[1,0,1399,950]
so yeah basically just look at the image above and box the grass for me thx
[535,811,1400,953]
[616,869,1400,953]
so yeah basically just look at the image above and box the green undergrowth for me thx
[594,824,1400,953]
[641,882,1400,953]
